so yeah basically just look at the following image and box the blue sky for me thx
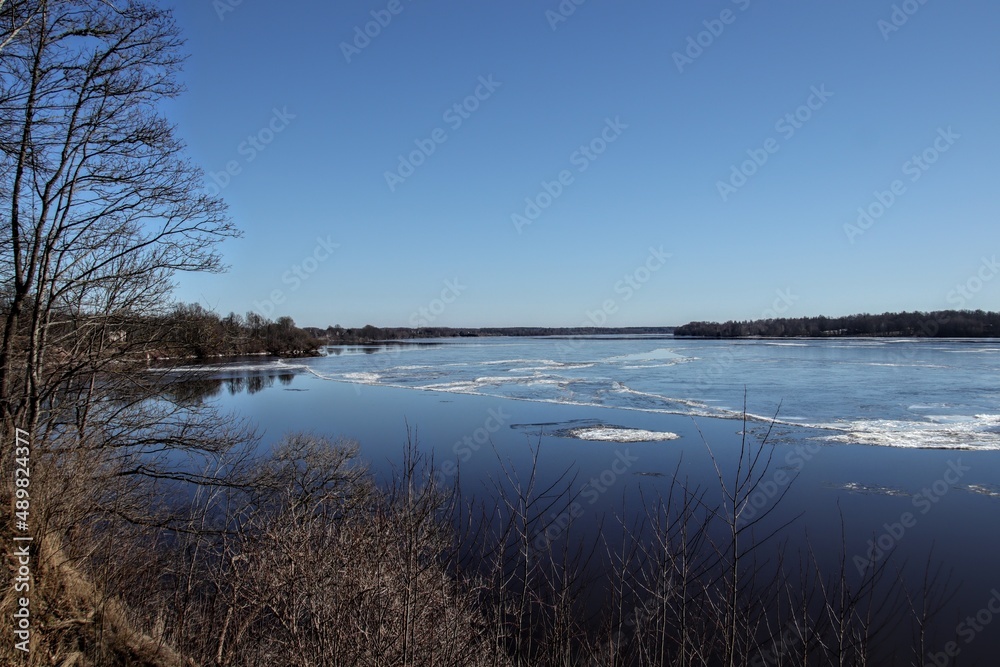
[168,0,1000,328]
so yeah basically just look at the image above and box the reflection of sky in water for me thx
[161,337,1000,450]
[156,338,1000,664]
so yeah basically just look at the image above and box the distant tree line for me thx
[306,325,677,343]
[675,309,1000,338]
[149,304,323,358]
[12,302,325,361]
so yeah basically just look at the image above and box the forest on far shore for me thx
[674,309,1000,338]
[303,325,676,343]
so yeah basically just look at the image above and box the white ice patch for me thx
[153,360,305,374]
[565,426,680,443]
[962,484,1000,499]
[620,362,688,369]
[479,358,540,366]
[510,363,595,372]
[908,403,950,411]
[341,372,380,384]
[605,348,690,364]
[818,414,1000,450]
[828,482,910,497]
[472,375,539,385]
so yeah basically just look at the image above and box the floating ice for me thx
[818,414,1000,450]
[962,484,1000,499]
[342,372,380,384]
[604,348,690,363]
[826,482,910,497]
[563,426,680,443]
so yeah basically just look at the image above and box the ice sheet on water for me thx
[342,372,380,384]
[152,360,308,374]
[603,348,692,364]
[961,484,1000,499]
[562,426,681,442]
[511,420,680,443]
[824,482,910,497]
[816,414,1000,450]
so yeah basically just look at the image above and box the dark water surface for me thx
[159,337,1000,663]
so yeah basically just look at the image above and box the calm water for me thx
[181,335,1000,450]
[162,336,1000,663]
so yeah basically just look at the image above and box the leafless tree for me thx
[0,0,237,467]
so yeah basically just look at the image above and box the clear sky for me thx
[168,0,1000,328]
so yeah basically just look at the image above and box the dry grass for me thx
[0,524,191,667]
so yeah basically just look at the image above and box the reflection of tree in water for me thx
[162,379,223,406]
[157,371,286,406]
[247,375,274,394]
[225,375,275,395]
[226,377,245,395]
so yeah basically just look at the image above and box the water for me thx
[158,336,1000,663]
[169,335,1000,451]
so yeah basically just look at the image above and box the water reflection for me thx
[324,342,441,356]
[225,375,276,395]
[159,371,285,404]
[160,379,225,405]
[154,343,438,405]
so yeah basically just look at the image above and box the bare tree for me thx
[0,0,237,465]
[0,3,244,662]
